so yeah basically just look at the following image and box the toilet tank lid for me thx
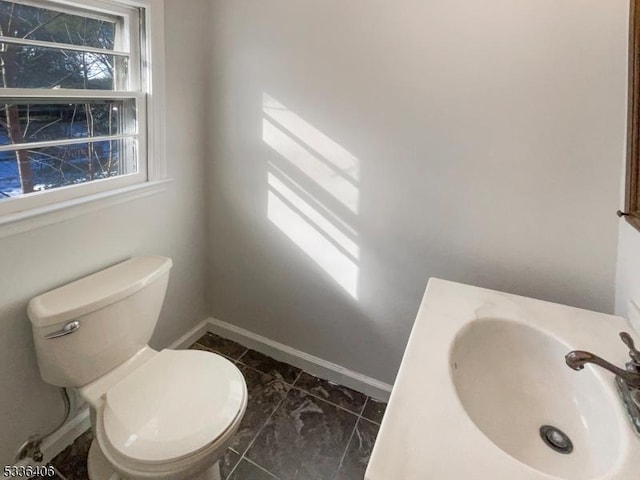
[28,256,172,328]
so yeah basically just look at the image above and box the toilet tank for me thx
[28,256,172,387]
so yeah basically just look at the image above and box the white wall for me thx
[207,0,628,384]
[0,0,211,466]
[614,8,640,331]
[1,0,631,463]
[615,222,640,327]
[614,14,640,332]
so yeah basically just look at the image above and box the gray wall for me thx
[616,223,640,323]
[0,0,632,464]
[207,0,627,384]
[0,0,211,465]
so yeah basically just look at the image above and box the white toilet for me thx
[27,256,247,480]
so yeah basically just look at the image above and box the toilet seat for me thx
[95,349,246,471]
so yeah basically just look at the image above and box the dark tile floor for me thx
[49,333,387,480]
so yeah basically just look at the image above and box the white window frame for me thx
[0,0,166,229]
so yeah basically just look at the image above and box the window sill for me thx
[0,179,173,239]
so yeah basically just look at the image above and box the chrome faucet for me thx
[565,332,640,436]
[566,333,640,387]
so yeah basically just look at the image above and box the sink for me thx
[451,319,622,479]
[366,279,640,480]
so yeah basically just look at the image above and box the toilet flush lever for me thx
[45,321,80,339]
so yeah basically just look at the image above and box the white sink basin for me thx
[451,319,621,479]
[366,279,640,480]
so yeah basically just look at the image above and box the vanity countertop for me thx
[365,278,640,480]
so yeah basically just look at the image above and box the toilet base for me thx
[88,440,121,480]
[88,439,221,480]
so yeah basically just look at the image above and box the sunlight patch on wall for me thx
[269,172,359,260]
[263,93,361,299]
[268,173,359,298]
[263,94,360,213]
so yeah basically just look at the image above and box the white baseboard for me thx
[16,407,91,468]
[168,318,211,349]
[204,317,393,401]
[41,407,91,461]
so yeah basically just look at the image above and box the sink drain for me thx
[539,425,573,454]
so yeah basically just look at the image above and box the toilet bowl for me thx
[85,348,247,480]
[27,257,247,480]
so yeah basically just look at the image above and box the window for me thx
[0,0,156,217]
[626,0,640,231]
